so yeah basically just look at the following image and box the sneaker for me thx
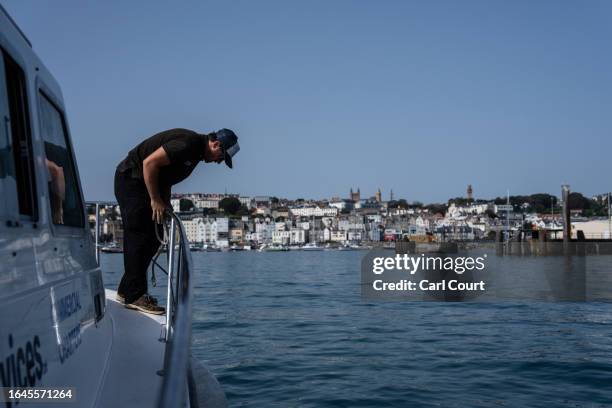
[125,294,165,315]
[118,292,159,305]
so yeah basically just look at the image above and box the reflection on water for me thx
[102,251,612,407]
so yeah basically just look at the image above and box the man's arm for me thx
[46,159,65,224]
[143,147,171,224]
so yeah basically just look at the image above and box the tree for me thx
[567,192,590,211]
[448,197,471,206]
[425,203,447,215]
[179,198,195,212]
[219,197,242,215]
[236,205,250,216]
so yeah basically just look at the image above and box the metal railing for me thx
[86,202,197,407]
[156,210,197,408]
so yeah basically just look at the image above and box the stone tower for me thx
[375,188,382,203]
[350,188,361,203]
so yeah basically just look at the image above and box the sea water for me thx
[102,251,612,407]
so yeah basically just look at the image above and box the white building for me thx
[255,221,274,243]
[290,206,339,217]
[194,198,219,210]
[188,217,230,247]
[329,199,353,211]
[330,230,347,242]
[272,231,290,245]
[290,229,307,245]
[182,218,200,243]
[171,198,181,213]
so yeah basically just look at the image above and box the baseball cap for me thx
[215,128,240,168]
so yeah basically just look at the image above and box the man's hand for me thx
[143,147,171,224]
[151,198,168,224]
[52,202,64,224]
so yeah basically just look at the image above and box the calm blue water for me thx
[102,251,612,407]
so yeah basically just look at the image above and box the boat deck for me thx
[97,289,165,408]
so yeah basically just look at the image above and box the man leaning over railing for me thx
[113,128,240,314]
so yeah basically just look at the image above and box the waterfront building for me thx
[368,224,382,241]
[229,228,244,243]
[290,229,308,245]
[192,217,230,247]
[102,219,124,245]
[182,218,200,243]
[272,230,290,245]
[330,230,348,242]
[571,218,612,239]
[171,198,181,213]
[255,220,274,243]
[347,231,362,242]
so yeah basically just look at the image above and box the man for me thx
[114,128,240,314]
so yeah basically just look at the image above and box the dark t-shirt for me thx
[117,128,207,200]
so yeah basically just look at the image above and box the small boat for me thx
[260,244,289,252]
[100,243,123,253]
[189,243,203,251]
[230,244,244,251]
[302,242,324,251]
[203,244,221,252]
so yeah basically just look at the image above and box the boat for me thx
[259,244,289,252]
[204,244,222,252]
[0,6,226,407]
[302,242,324,251]
[189,243,204,251]
[100,242,123,253]
[230,244,244,251]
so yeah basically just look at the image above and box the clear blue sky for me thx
[3,1,611,203]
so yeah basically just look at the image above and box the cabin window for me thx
[1,50,37,221]
[38,92,84,228]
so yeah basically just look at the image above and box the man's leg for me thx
[115,171,161,304]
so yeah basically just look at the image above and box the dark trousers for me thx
[114,168,161,304]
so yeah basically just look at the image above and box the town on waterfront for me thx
[90,184,612,252]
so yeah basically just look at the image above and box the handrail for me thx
[157,210,197,408]
[86,202,198,406]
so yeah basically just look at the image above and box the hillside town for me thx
[90,185,612,251]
